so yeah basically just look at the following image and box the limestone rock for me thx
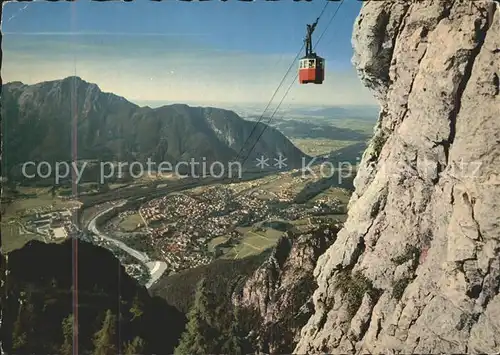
[233,225,340,354]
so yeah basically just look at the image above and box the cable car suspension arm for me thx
[305,17,319,57]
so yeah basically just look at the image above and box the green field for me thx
[311,186,352,205]
[250,174,309,197]
[295,116,376,135]
[1,187,79,252]
[118,213,144,232]
[205,167,354,260]
[222,227,284,260]
[328,119,376,135]
[1,222,43,253]
[2,187,80,218]
[207,236,230,252]
[291,138,359,157]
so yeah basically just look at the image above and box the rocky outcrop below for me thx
[295,0,500,353]
[233,224,340,354]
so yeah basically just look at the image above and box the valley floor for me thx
[91,165,352,283]
[1,164,353,286]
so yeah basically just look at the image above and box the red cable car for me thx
[299,18,325,85]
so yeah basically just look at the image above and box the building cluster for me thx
[271,204,308,221]
[137,186,279,271]
[263,174,313,202]
[28,209,76,240]
[311,198,343,214]
[274,181,300,201]
[157,248,213,274]
[140,201,167,223]
[110,177,346,274]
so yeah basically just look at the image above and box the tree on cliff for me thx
[219,306,246,355]
[123,336,145,355]
[129,293,144,321]
[92,309,117,355]
[11,298,36,352]
[60,314,74,355]
[11,309,28,351]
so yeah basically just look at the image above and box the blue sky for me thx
[2,0,376,107]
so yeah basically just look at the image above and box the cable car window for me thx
[308,59,315,68]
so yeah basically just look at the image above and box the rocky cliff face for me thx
[232,225,340,354]
[295,1,500,353]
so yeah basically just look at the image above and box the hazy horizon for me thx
[2,0,377,107]
[3,75,380,116]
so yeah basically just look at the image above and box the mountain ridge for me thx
[2,76,309,179]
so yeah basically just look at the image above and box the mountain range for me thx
[1,77,308,179]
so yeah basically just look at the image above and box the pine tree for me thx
[60,314,73,355]
[220,307,245,355]
[12,298,36,352]
[129,293,144,321]
[123,336,145,355]
[174,278,219,355]
[92,309,117,355]
[11,309,27,351]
